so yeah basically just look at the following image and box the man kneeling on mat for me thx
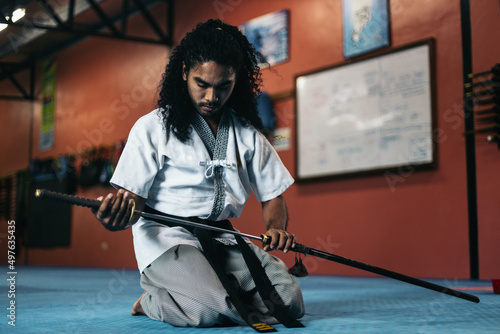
[91,19,305,331]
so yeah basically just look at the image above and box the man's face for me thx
[183,61,236,122]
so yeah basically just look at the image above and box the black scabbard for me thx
[35,189,480,304]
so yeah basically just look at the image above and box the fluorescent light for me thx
[12,8,25,22]
[0,7,24,32]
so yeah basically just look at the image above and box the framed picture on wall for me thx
[240,9,289,66]
[342,0,390,59]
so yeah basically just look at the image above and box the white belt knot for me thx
[200,159,235,178]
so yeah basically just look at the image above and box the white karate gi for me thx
[110,109,304,327]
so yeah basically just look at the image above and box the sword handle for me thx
[35,189,101,209]
[260,234,303,251]
[35,189,135,222]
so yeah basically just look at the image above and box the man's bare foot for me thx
[131,291,146,316]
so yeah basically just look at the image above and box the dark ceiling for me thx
[0,0,173,100]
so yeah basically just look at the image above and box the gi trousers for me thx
[139,243,305,328]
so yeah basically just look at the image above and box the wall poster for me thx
[342,0,390,58]
[240,9,289,66]
[40,59,56,151]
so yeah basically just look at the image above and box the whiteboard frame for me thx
[295,39,437,182]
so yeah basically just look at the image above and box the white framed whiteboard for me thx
[295,39,436,181]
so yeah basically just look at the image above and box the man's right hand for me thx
[91,189,144,231]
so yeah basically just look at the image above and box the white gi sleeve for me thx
[110,111,165,198]
[247,131,294,202]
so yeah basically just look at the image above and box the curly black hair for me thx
[156,19,265,143]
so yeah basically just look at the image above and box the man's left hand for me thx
[263,228,296,253]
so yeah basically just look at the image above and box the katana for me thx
[35,189,480,304]
[34,189,263,242]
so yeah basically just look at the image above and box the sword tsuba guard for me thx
[129,199,136,222]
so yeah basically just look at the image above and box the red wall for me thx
[1,0,499,279]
